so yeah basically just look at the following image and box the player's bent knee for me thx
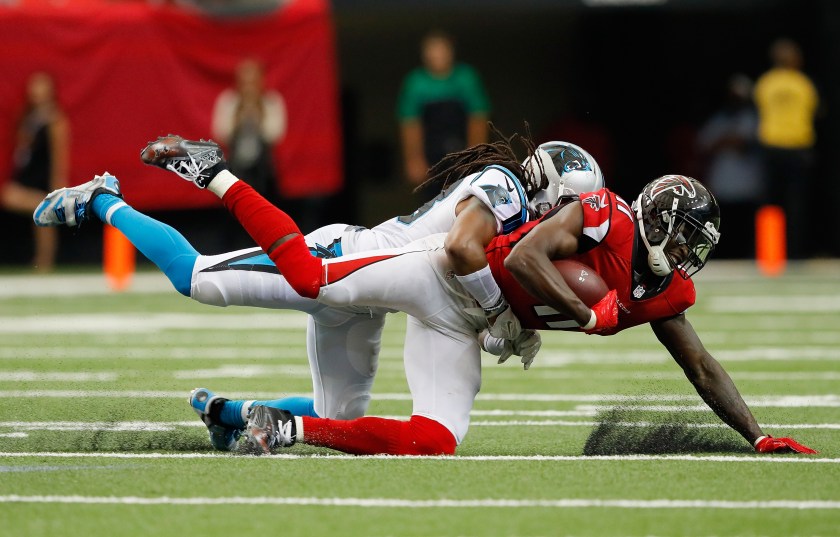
[406,415,457,455]
[191,280,232,307]
[334,392,372,421]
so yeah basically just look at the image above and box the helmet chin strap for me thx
[641,234,672,277]
[634,193,673,277]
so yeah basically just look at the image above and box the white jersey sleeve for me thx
[345,165,530,252]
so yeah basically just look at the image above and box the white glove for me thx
[510,330,541,370]
[487,303,522,340]
[481,329,541,370]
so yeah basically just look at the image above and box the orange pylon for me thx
[103,224,135,291]
[755,205,786,277]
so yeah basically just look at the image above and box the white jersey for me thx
[188,164,530,423]
[339,165,530,253]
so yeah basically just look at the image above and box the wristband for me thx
[581,310,597,331]
[456,265,504,312]
[482,295,508,318]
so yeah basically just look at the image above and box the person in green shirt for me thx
[397,30,491,186]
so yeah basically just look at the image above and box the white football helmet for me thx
[523,141,604,217]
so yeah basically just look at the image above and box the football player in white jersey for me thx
[33,133,604,451]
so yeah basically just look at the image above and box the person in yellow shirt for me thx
[754,38,819,259]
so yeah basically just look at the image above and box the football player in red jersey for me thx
[130,140,814,457]
[494,174,814,454]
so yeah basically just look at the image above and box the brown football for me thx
[552,259,609,307]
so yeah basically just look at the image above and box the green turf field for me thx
[1,262,838,537]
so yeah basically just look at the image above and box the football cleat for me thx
[33,173,122,227]
[240,405,296,455]
[189,387,243,452]
[140,135,226,189]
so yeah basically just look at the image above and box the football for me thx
[552,259,609,307]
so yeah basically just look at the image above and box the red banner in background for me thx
[0,0,342,210]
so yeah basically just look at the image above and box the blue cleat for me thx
[33,173,122,227]
[189,387,243,452]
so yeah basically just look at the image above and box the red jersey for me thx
[486,188,696,335]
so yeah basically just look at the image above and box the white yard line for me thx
[1,419,838,432]
[536,347,840,364]
[0,494,837,509]
[4,345,838,363]
[9,369,840,383]
[1,391,838,407]
[0,346,302,360]
[485,370,840,381]
[172,365,312,379]
[470,420,840,429]
[0,421,189,432]
[0,273,172,298]
[0,371,117,382]
[707,295,840,312]
[1,452,838,463]
[0,313,307,334]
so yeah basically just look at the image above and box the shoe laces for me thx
[166,160,214,187]
[165,146,221,187]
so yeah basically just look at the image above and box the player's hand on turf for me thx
[488,303,522,340]
[583,289,619,334]
[754,435,818,454]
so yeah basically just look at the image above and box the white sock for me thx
[294,416,305,443]
[240,400,255,425]
[103,201,128,226]
[207,169,239,198]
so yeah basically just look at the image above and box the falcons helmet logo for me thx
[649,175,697,201]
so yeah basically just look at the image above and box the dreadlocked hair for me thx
[414,123,546,201]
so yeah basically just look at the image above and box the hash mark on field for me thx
[1,495,838,509]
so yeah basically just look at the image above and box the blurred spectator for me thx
[397,30,491,186]
[753,38,819,259]
[696,74,765,259]
[212,58,287,206]
[2,72,69,272]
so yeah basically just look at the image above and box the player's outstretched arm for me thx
[651,314,816,454]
